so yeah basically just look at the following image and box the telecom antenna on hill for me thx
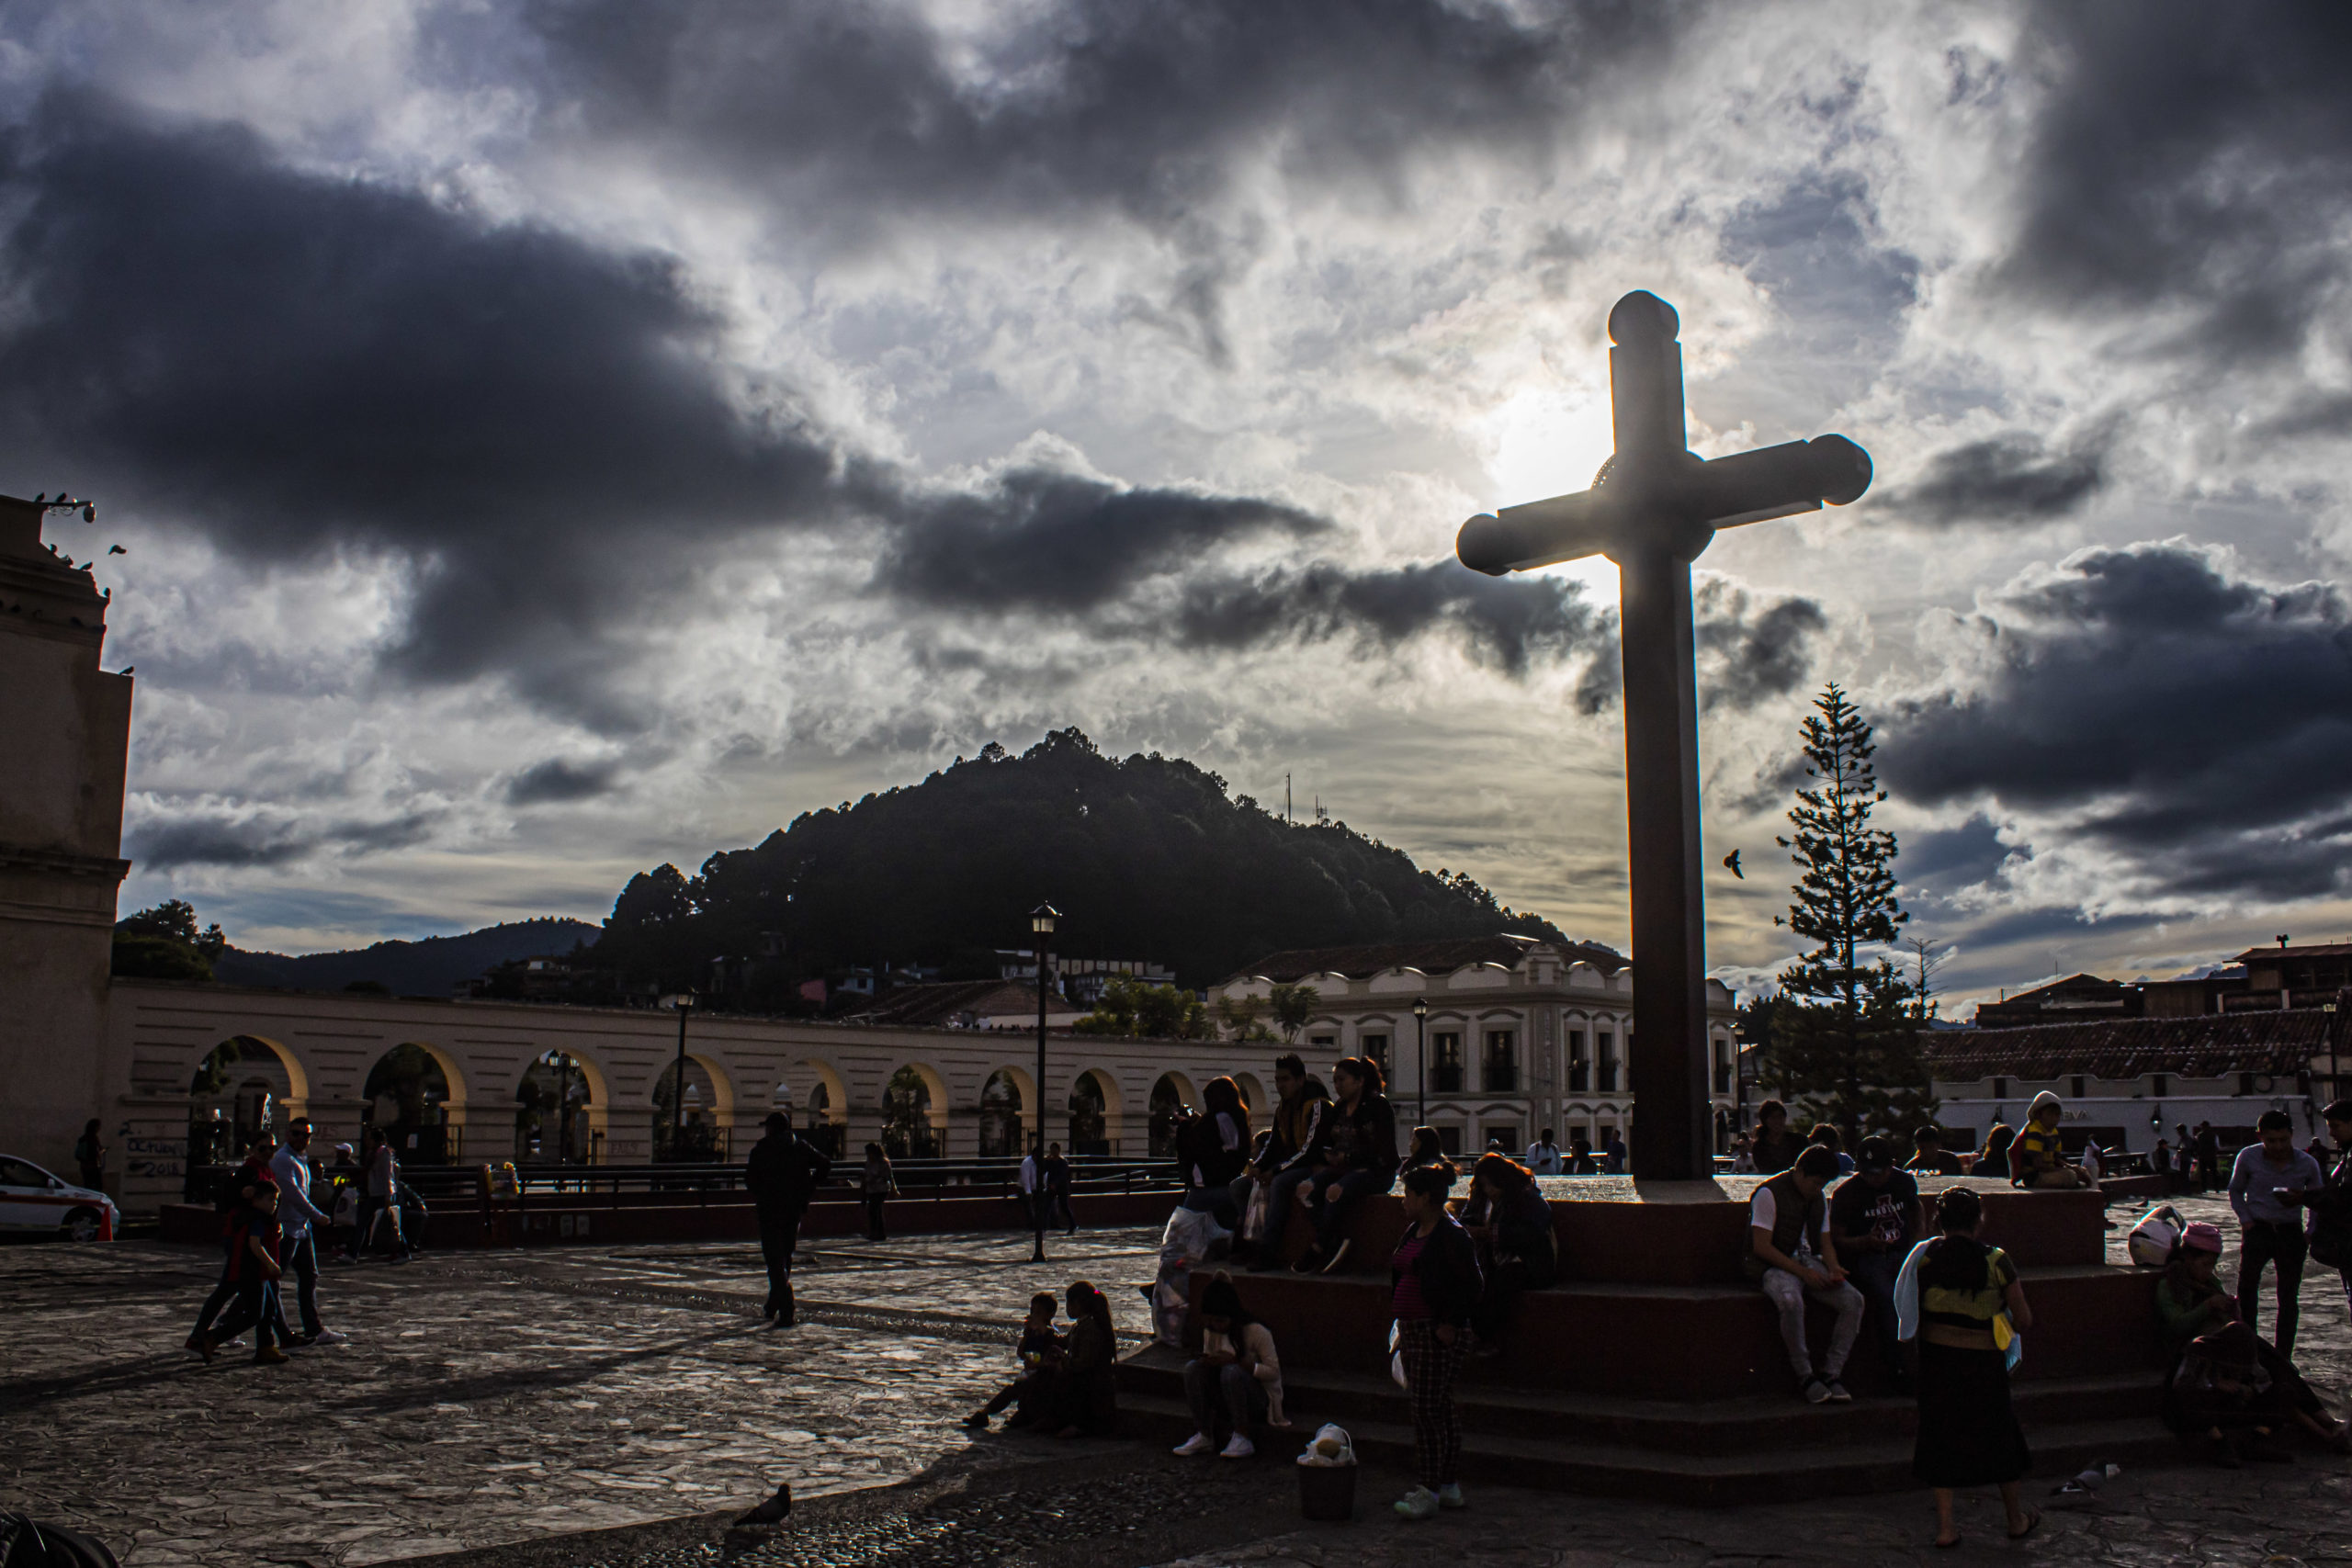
[1285,773,1291,824]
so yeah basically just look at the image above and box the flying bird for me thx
[1723,850,1742,879]
[108,544,126,555]
[119,666,134,675]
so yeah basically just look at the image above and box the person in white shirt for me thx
[1522,1130,1562,1177]
[357,1128,413,1262]
[267,1119,345,1342]
[1018,1145,1047,1234]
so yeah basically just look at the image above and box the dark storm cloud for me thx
[128,808,439,869]
[1692,577,1826,712]
[870,468,1323,613]
[2001,8,2352,370]
[1170,560,1610,680]
[1879,540,2352,899]
[0,97,844,724]
[1888,430,2109,529]
[0,98,1348,725]
[506,758,624,806]
[525,0,1693,235]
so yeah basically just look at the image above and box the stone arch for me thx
[1066,1067,1122,1156]
[653,1053,736,1162]
[1148,1071,1198,1159]
[790,1058,849,1156]
[978,1066,1033,1158]
[361,1042,466,1164]
[516,1050,604,1165]
[883,1062,949,1160]
[1233,1072,1268,1118]
[186,1035,306,1171]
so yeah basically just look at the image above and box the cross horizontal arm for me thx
[1455,435,1871,576]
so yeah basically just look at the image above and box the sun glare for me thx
[1480,384,1616,514]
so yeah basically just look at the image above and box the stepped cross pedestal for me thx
[1456,290,1872,1181]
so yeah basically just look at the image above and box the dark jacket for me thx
[1391,1214,1483,1327]
[1321,1092,1400,1177]
[1269,1080,1332,1175]
[746,1132,832,1217]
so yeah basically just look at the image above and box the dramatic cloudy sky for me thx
[8,1,2351,1013]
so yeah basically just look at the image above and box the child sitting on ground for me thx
[964,1292,1064,1430]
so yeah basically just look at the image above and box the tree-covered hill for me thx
[592,728,1574,1005]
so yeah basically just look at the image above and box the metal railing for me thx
[192,1154,1186,1212]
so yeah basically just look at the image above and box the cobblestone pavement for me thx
[5,1192,2349,1568]
[0,1226,1160,1568]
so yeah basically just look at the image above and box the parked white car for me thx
[0,1155,119,1242]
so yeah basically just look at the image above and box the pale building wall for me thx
[0,494,132,1175]
[1216,947,1739,1157]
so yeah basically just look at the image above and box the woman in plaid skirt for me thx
[1389,1160,1482,1520]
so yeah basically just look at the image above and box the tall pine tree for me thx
[1761,684,1937,1143]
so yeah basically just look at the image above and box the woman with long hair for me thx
[1295,1056,1400,1275]
[1463,1151,1557,1352]
[1181,1077,1251,1213]
[1172,1271,1285,1459]
[1974,1124,2015,1180]
[1901,1188,2037,1546]
[1048,1280,1121,1438]
[1403,1126,1448,1171]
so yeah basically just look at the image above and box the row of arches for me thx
[177,1034,1253,1168]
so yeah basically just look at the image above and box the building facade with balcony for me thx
[1215,935,1741,1157]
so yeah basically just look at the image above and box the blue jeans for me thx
[1309,1168,1396,1256]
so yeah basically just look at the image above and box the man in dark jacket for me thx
[746,1111,832,1325]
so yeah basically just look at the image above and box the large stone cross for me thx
[1456,291,1872,1180]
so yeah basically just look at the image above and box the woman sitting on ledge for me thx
[1462,1152,1557,1355]
[1044,1280,1121,1438]
[2155,1222,2347,1462]
[1293,1056,1399,1276]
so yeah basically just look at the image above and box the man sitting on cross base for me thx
[1750,1145,1866,1404]
[1831,1137,1923,1393]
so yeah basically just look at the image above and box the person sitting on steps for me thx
[965,1292,1063,1431]
[1749,1144,1865,1403]
[1294,1056,1399,1276]
[1462,1152,1557,1355]
[2154,1221,2348,1462]
[1043,1280,1121,1438]
[2013,1092,2090,1189]
[1238,1055,1329,1270]
[1832,1135,1922,1394]
[1172,1272,1286,1460]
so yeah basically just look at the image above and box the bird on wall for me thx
[1723,850,1743,879]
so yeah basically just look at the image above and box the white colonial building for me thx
[1215,936,1741,1157]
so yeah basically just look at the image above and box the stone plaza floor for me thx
[0,1194,2346,1568]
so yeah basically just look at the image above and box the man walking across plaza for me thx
[269,1119,343,1345]
[186,1131,278,1351]
[1749,1145,1864,1403]
[196,1175,290,1365]
[2230,1109,2325,1355]
[357,1128,413,1262]
[746,1110,831,1326]
[1045,1142,1077,1235]
[1830,1137,1922,1393]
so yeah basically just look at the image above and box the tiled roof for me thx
[843,979,1056,1027]
[1220,935,1624,987]
[2233,942,2352,963]
[1928,1008,2341,1081]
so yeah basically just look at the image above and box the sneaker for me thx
[1802,1376,1831,1404]
[1393,1486,1440,1522]
[288,1333,319,1348]
[1290,1249,1323,1275]
[1173,1432,1216,1457]
[1435,1483,1465,1510]
[1318,1239,1352,1275]
[311,1329,346,1345]
[963,1411,990,1430]
[252,1346,290,1366]
[1219,1434,1255,1460]
[1823,1380,1853,1404]
[188,1335,216,1364]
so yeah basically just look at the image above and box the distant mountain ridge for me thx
[212,917,599,997]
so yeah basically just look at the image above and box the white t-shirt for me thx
[1523,1140,1562,1176]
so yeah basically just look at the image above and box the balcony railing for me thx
[1430,1065,1464,1093]
[1482,1063,1519,1092]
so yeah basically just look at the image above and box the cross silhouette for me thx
[1456,290,1872,1181]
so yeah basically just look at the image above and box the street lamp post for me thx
[1030,905,1058,1265]
[661,992,695,1162]
[1413,997,1430,1128]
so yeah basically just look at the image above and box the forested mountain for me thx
[210,918,599,995]
[592,728,1574,1005]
